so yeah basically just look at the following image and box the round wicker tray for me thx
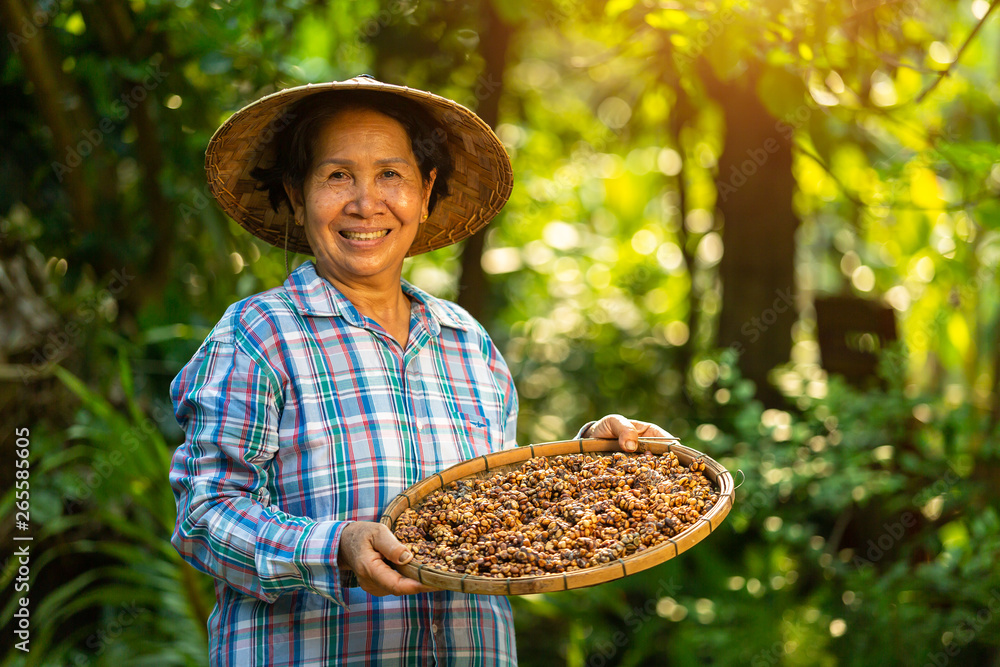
[379,437,734,595]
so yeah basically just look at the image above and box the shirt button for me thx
[431,623,439,634]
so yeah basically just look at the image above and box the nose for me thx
[344,178,382,218]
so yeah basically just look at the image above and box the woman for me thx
[170,75,670,666]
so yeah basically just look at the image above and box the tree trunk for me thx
[456,0,512,321]
[0,0,99,234]
[78,0,174,323]
[703,64,798,406]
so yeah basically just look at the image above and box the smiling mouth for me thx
[340,229,389,240]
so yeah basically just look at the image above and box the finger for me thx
[592,414,630,437]
[355,562,410,598]
[361,578,437,598]
[365,557,436,596]
[593,414,639,452]
[633,421,673,439]
[371,524,414,565]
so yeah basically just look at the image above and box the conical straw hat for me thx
[205,75,513,256]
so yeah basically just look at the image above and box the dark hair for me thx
[250,90,453,214]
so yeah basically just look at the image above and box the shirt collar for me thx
[283,261,467,333]
[401,280,467,334]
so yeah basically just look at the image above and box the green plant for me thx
[1,354,213,667]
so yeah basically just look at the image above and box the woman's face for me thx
[286,107,436,290]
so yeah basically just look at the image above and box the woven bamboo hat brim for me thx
[205,75,514,256]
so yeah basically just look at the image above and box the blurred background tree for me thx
[1,0,999,665]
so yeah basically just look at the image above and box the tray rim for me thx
[379,436,734,595]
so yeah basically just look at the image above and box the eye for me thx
[327,170,348,180]
[382,169,400,179]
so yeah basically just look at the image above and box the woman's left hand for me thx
[584,414,673,452]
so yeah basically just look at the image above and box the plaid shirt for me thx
[169,261,518,666]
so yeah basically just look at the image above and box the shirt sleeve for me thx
[483,334,518,451]
[501,369,518,450]
[169,337,353,607]
[573,421,597,439]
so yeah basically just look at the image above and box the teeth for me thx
[342,230,388,240]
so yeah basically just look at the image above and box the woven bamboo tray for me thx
[379,437,734,595]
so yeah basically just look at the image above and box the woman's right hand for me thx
[338,521,437,597]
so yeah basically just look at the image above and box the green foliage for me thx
[1,355,213,666]
[513,354,1000,666]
